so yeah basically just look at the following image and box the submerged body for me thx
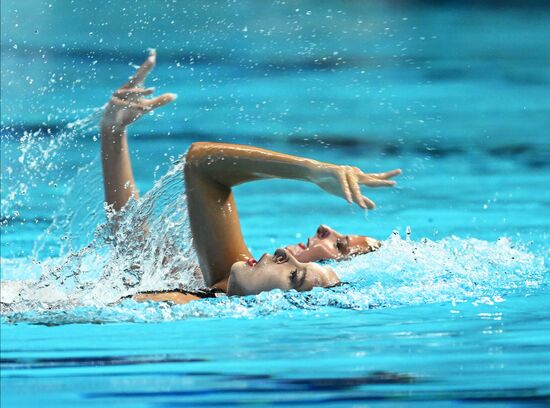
[100,51,401,304]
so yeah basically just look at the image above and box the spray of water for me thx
[1,113,201,317]
[1,109,102,228]
[0,115,546,325]
[1,158,202,314]
[1,226,545,324]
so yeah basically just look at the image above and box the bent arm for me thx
[184,143,323,288]
[184,142,400,289]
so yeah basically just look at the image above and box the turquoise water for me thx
[1,0,549,406]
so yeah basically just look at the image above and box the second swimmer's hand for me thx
[101,49,176,132]
[310,163,401,209]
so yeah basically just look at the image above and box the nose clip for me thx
[317,224,330,239]
[273,248,289,263]
[368,239,382,251]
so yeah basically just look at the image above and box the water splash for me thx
[1,155,201,316]
[1,115,547,325]
[1,109,102,237]
[333,233,545,306]
[2,108,202,317]
[2,231,545,325]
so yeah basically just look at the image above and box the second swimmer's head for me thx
[285,224,381,263]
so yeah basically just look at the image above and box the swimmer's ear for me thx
[123,49,157,88]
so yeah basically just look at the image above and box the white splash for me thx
[1,156,201,316]
[2,230,545,324]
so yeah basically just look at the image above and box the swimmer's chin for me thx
[227,261,248,296]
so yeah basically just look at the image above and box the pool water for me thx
[1,0,549,406]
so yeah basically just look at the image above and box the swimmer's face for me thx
[285,224,381,262]
[227,248,340,296]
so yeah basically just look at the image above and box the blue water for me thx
[1,0,550,406]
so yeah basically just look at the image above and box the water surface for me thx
[1,1,549,406]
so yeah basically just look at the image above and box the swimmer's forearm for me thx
[185,142,401,209]
[100,124,139,212]
[184,142,321,187]
[99,51,174,213]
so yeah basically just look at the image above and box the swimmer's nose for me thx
[367,237,381,251]
[273,248,289,263]
[256,253,270,264]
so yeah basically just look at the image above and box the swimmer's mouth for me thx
[285,242,308,257]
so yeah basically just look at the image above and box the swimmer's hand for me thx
[310,164,401,209]
[101,49,176,131]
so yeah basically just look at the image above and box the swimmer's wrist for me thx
[100,120,126,137]
[304,160,331,182]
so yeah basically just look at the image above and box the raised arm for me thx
[184,142,400,288]
[99,51,400,292]
[100,50,176,212]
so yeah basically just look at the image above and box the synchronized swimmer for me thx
[100,50,401,304]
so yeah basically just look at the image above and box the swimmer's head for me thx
[285,224,381,263]
[227,248,340,296]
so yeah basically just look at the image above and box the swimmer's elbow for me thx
[186,142,223,166]
[184,142,210,175]
[187,142,209,161]
[184,142,242,187]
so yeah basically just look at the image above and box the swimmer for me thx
[101,50,401,304]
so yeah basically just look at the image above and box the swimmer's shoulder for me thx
[131,288,226,305]
[132,291,201,305]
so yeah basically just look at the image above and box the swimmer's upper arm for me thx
[183,143,251,288]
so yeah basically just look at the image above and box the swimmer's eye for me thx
[335,238,349,254]
[289,269,298,283]
[317,225,330,239]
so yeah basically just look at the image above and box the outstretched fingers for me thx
[103,50,177,130]
[124,49,157,88]
[373,169,402,180]
[337,169,353,204]
[346,169,374,209]
[143,93,178,109]
[111,92,176,116]
[359,174,396,187]
[114,88,155,99]
[327,166,400,209]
